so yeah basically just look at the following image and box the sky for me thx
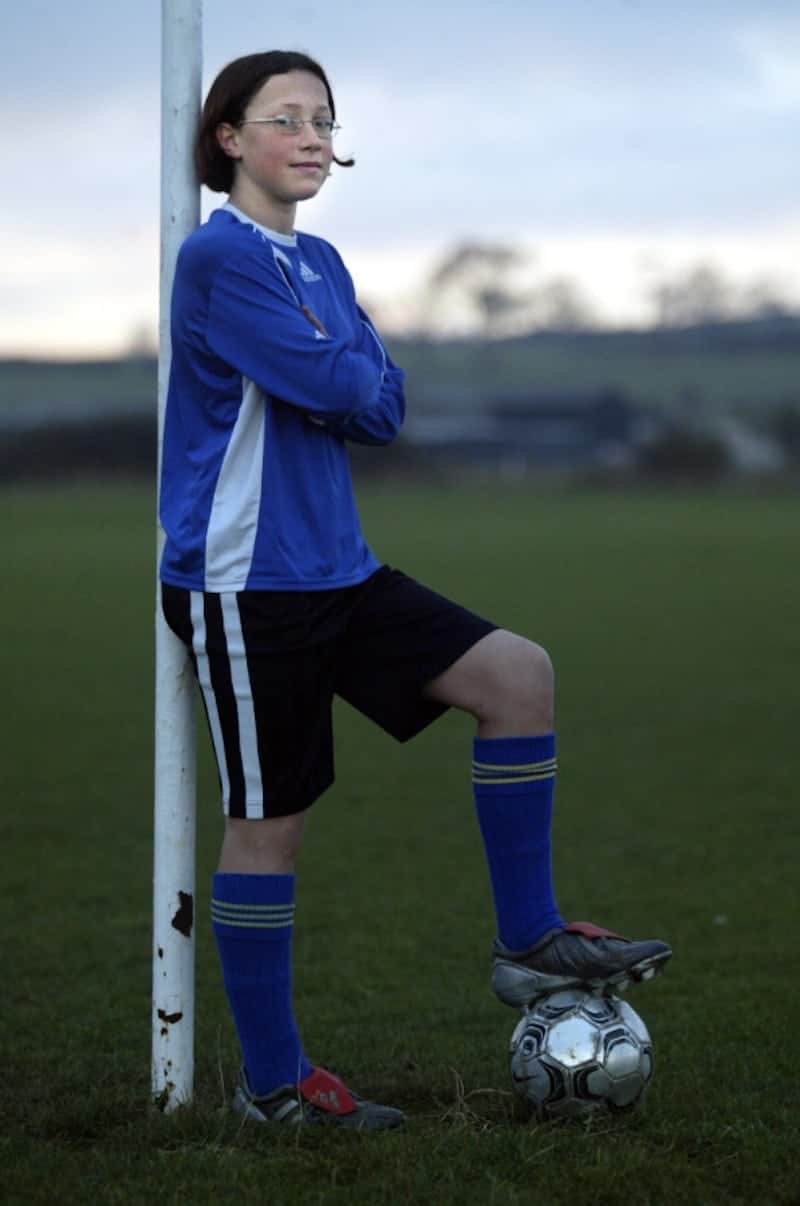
[3,0,800,356]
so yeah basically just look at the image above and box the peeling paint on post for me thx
[158,1009,185,1025]
[171,891,194,938]
[154,1082,176,1113]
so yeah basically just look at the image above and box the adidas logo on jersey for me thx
[299,261,322,283]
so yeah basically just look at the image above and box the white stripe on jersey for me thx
[204,376,266,590]
[272,246,300,305]
[189,591,231,807]
[219,593,265,818]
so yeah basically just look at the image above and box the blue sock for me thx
[473,734,565,951]
[212,872,312,1096]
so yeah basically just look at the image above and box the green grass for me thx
[2,482,798,1204]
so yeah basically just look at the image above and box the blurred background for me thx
[2,0,799,482]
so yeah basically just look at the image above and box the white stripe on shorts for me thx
[219,592,265,818]
[190,591,231,808]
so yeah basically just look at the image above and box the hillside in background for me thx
[1,316,799,418]
[396,316,800,414]
[2,316,798,485]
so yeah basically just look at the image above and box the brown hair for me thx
[195,50,354,193]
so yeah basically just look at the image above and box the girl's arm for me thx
[206,252,383,422]
[321,308,406,446]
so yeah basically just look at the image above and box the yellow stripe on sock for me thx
[211,903,295,927]
[212,906,294,926]
[472,758,558,774]
[472,771,556,785]
[211,914,295,929]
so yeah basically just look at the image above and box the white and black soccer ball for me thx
[509,989,654,1118]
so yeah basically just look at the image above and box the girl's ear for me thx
[216,122,242,161]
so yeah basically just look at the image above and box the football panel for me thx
[544,1016,601,1068]
[615,998,652,1045]
[607,1071,649,1109]
[579,995,619,1026]
[509,1015,548,1057]
[640,1047,654,1084]
[577,1064,613,1102]
[511,1050,568,1109]
[603,1032,646,1080]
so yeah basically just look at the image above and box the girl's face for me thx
[218,71,335,220]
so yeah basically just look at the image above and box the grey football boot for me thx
[232,1065,406,1130]
[492,921,672,1008]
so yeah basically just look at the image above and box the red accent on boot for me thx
[298,1067,357,1115]
[565,920,628,941]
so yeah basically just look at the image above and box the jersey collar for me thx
[223,201,298,248]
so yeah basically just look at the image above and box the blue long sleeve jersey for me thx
[159,204,405,591]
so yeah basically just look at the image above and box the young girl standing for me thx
[160,50,671,1130]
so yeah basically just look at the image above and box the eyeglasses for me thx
[239,116,340,139]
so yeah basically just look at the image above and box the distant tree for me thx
[424,241,533,336]
[473,285,525,330]
[527,277,596,332]
[738,278,795,320]
[427,242,520,293]
[651,264,733,327]
[423,241,595,337]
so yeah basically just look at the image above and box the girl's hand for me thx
[301,305,329,337]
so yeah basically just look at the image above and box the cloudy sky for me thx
[3,0,799,356]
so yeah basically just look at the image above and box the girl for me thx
[159,50,671,1130]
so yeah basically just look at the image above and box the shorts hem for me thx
[223,774,335,820]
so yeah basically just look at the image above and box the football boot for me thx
[492,921,672,1008]
[232,1065,405,1130]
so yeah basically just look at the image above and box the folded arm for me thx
[206,255,383,421]
[323,309,406,446]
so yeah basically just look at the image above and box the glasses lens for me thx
[245,116,337,137]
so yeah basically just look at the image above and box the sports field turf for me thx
[2,481,798,1205]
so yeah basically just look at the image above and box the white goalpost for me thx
[152,0,202,1111]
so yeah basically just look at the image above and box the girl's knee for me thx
[490,632,554,708]
[461,630,554,731]
[425,629,554,731]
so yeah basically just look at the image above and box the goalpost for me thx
[152,0,202,1112]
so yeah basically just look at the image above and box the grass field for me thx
[2,481,798,1205]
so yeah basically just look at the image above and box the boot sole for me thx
[492,949,672,1009]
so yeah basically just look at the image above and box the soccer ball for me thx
[509,989,654,1118]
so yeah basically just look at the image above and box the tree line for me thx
[379,241,798,338]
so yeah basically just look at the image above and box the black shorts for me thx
[161,566,496,819]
